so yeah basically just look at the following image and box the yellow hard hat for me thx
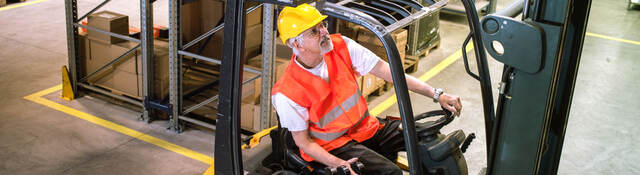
[277,3,327,44]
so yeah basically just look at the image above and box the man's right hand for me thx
[342,157,359,175]
[291,130,360,174]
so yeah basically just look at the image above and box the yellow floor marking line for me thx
[26,31,632,172]
[586,32,640,45]
[24,84,214,165]
[0,0,48,12]
[371,43,474,116]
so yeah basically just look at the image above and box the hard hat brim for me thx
[282,15,328,44]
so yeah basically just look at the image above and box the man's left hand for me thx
[438,93,462,116]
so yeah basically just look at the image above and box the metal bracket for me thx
[144,98,173,114]
[481,15,545,74]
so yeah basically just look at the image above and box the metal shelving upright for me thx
[65,0,280,133]
[167,0,278,132]
[64,0,159,122]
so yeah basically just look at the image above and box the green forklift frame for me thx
[212,0,592,174]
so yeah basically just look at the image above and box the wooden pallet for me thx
[362,83,386,101]
[407,37,441,60]
[82,85,144,120]
[419,38,441,59]
[381,38,441,90]
[0,0,26,7]
[403,38,441,73]
[380,56,423,90]
[94,84,143,100]
[403,56,419,73]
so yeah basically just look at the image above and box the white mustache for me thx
[321,35,330,43]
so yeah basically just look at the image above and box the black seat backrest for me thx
[262,114,331,174]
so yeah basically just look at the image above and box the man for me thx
[272,4,463,175]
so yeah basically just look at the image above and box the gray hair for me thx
[286,33,305,56]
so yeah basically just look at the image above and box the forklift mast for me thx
[461,0,592,174]
[213,0,593,174]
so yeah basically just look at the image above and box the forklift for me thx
[213,0,592,174]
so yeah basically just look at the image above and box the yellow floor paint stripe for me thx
[0,0,48,12]
[586,32,640,45]
[28,31,635,172]
[24,84,214,165]
[370,43,474,116]
[24,84,63,99]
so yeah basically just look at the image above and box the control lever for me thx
[325,161,365,175]
[461,133,476,153]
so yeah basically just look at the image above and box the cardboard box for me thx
[246,54,290,81]
[362,74,385,96]
[337,20,359,39]
[181,0,202,46]
[240,102,278,132]
[241,102,261,132]
[150,40,171,99]
[196,0,262,61]
[275,41,293,59]
[94,69,141,97]
[152,39,170,79]
[357,28,408,64]
[85,38,140,98]
[245,5,262,27]
[88,11,129,44]
[357,28,408,47]
[88,40,138,73]
[85,39,138,83]
[244,54,291,104]
[201,23,263,62]
[201,0,225,36]
[361,42,406,65]
[82,38,172,99]
[356,76,364,93]
[242,68,261,104]
[244,24,264,59]
[113,41,140,74]
[78,33,91,76]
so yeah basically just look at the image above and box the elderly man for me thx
[271,4,462,175]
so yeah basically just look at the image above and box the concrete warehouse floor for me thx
[0,0,638,174]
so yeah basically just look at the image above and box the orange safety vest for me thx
[272,34,380,162]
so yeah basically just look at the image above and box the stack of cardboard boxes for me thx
[239,54,291,132]
[80,10,177,101]
[79,6,287,132]
[180,0,273,132]
[81,11,146,98]
[357,27,407,98]
[338,21,408,98]
[181,0,263,61]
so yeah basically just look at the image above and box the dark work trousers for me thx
[328,117,405,175]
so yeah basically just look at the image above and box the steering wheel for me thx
[414,107,456,138]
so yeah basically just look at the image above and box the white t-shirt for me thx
[272,36,382,131]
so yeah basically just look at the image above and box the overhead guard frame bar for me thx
[317,1,447,174]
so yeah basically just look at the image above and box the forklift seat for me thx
[262,126,333,174]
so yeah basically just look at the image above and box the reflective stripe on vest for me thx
[311,89,363,128]
[309,110,370,141]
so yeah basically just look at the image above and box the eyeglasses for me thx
[306,20,329,38]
